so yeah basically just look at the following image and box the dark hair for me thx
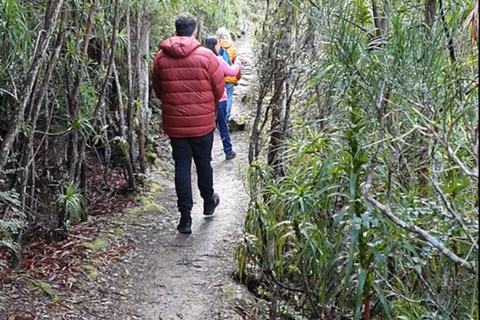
[204,36,218,55]
[175,13,197,36]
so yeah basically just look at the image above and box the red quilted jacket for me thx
[151,36,225,138]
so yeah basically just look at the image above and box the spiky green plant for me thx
[56,182,86,233]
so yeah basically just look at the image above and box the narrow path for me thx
[108,32,256,320]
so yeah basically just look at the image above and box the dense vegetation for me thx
[0,0,246,268]
[237,0,478,319]
[1,0,478,319]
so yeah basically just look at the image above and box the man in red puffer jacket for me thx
[151,13,225,234]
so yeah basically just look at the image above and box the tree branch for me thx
[364,195,476,274]
[431,180,478,253]
[417,125,478,180]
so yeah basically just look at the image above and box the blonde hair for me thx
[216,27,232,41]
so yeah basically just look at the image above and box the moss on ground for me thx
[30,280,59,302]
[128,180,165,215]
[82,238,109,251]
[83,265,98,279]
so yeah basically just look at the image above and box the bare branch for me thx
[364,196,476,274]
[431,181,479,253]
[445,144,478,180]
[425,125,478,180]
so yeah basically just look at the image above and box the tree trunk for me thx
[439,0,456,63]
[135,4,150,174]
[425,0,436,30]
[113,62,135,189]
[93,0,120,122]
[267,6,292,176]
[19,10,67,213]
[80,162,87,221]
[267,71,285,175]
[0,0,64,173]
[125,0,136,173]
[86,0,121,187]
[67,0,98,182]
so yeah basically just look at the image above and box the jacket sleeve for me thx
[219,57,241,77]
[236,69,242,81]
[209,55,226,103]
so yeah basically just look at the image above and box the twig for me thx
[269,285,279,320]
[415,269,456,320]
[362,127,418,149]
[373,270,425,304]
[262,267,304,293]
[418,125,478,180]
[301,259,322,318]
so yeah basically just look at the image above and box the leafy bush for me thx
[239,0,478,318]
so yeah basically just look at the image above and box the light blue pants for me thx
[216,101,233,157]
[225,83,234,120]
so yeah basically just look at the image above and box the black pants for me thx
[170,130,215,216]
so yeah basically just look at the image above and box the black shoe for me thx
[226,151,236,160]
[177,217,192,234]
[203,193,220,216]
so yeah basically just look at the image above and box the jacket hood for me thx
[159,36,201,58]
[218,38,233,48]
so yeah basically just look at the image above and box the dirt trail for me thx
[104,32,257,320]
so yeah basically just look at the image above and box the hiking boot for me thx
[203,193,220,216]
[177,215,192,234]
[226,151,236,160]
